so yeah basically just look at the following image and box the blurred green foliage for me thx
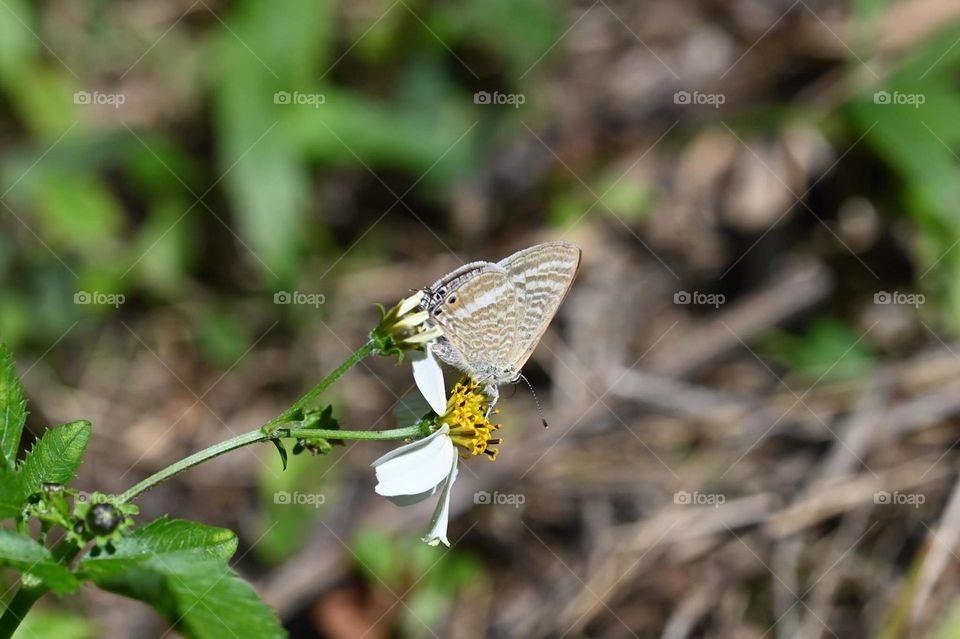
[254,431,342,563]
[844,21,960,328]
[759,317,875,383]
[351,527,482,635]
[10,609,97,639]
[0,0,564,351]
[931,600,960,639]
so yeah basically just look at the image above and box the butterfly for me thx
[420,241,581,392]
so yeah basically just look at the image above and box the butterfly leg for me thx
[482,383,499,417]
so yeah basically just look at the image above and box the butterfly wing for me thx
[498,241,581,372]
[426,263,518,381]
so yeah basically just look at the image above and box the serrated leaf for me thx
[0,343,27,471]
[101,517,238,561]
[0,529,78,594]
[18,420,91,497]
[79,518,285,639]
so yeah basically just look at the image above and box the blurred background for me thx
[3,0,960,637]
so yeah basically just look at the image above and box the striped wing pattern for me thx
[499,241,581,373]
[423,241,580,384]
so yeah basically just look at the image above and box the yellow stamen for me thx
[440,378,502,461]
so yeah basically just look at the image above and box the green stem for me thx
[118,424,423,504]
[0,586,42,639]
[122,339,384,504]
[262,340,376,435]
[286,425,422,441]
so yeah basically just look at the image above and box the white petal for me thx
[372,425,455,497]
[422,456,459,547]
[371,423,447,467]
[397,290,424,316]
[411,345,448,415]
[386,485,439,507]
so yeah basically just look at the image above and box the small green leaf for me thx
[79,518,285,639]
[270,438,288,471]
[0,529,78,594]
[18,420,91,497]
[0,343,27,471]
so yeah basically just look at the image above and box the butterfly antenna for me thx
[518,373,549,428]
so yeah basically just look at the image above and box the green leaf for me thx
[94,517,237,561]
[18,420,91,497]
[0,529,78,594]
[0,343,27,470]
[270,438,288,471]
[80,518,285,639]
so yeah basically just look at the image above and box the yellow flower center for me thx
[441,379,502,460]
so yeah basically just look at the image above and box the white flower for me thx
[372,424,458,546]
[371,350,501,546]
